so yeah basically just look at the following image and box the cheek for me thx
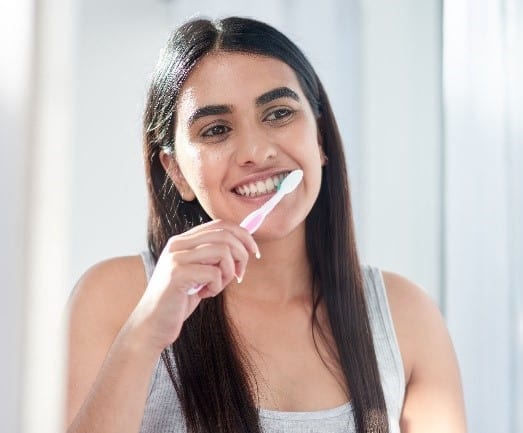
[176,145,206,190]
[177,145,228,206]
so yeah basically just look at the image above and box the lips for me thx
[233,172,289,198]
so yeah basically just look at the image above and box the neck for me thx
[225,224,312,305]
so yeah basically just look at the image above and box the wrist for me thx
[118,314,167,362]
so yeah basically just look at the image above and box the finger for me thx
[196,237,247,283]
[171,263,223,295]
[197,285,224,299]
[169,227,252,260]
[172,243,237,286]
[189,265,224,297]
[214,220,260,258]
[168,229,250,279]
[177,220,260,258]
[175,229,249,265]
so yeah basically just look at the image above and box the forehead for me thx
[176,52,303,113]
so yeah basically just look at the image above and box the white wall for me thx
[0,2,33,432]
[443,0,523,431]
[1,0,74,431]
[22,0,75,431]
[359,0,443,301]
[71,0,173,287]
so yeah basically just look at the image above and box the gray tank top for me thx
[139,251,405,433]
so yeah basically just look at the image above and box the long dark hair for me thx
[143,17,389,433]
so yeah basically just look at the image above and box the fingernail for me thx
[236,274,243,284]
[255,251,261,259]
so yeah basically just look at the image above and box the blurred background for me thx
[1,0,521,432]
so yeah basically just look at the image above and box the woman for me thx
[66,17,467,433]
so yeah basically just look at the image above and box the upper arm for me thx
[382,271,467,433]
[65,256,146,427]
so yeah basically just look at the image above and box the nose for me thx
[234,126,277,166]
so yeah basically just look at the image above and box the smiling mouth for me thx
[233,172,289,198]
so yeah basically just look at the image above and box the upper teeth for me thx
[234,173,287,197]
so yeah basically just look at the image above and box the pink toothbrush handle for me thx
[239,209,266,234]
[187,283,204,295]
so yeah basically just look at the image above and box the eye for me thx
[264,108,294,122]
[202,124,231,137]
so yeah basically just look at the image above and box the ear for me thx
[317,130,328,166]
[319,145,328,166]
[160,150,196,201]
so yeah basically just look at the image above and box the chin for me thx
[254,220,306,242]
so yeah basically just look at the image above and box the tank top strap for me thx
[361,264,405,426]
[140,250,156,282]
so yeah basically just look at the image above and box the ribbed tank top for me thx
[139,250,405,432]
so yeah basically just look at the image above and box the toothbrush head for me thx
[278,170,303,195]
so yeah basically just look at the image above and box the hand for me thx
[128,220,259,354]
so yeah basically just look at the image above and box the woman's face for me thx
[163,52,324,240]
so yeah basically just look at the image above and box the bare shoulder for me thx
[380,270,467,432]
[380,271,442,379]
[381,270,440,320]
[66,255,150,425]
[67,255,148,338]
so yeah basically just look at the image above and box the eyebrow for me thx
[187,105,233,127]
[255,87,300,106]
[186,87,300,127]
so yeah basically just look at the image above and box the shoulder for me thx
[380,270,441,325]
[379,270,446,381]
[65,255,151,426]
[379,270,466,432]
[68,255,148,333]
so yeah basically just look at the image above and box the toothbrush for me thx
[238,169,303,234]
[187,169,303,295]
